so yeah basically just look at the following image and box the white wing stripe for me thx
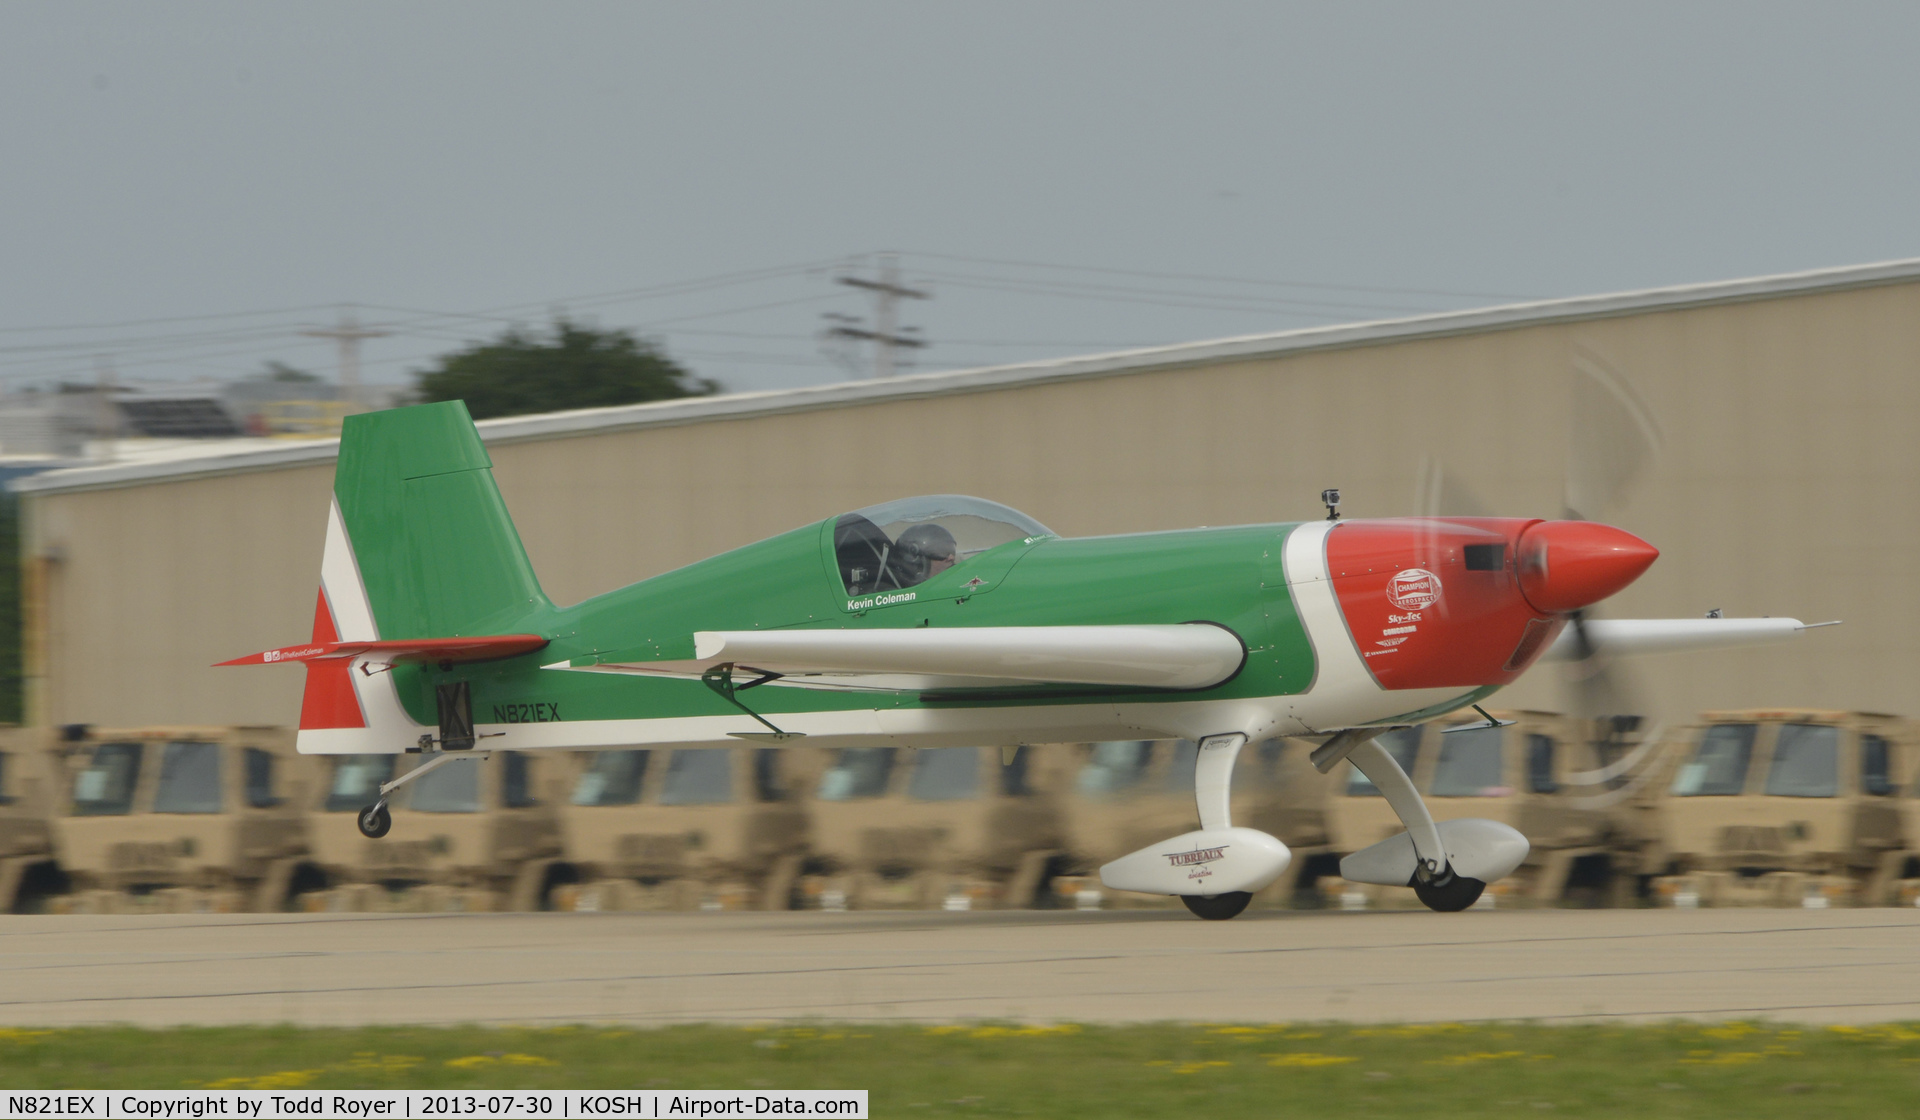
[1541,617,1817,660]
[683,624,1246,690]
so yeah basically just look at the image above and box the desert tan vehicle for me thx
[1060,737,1328,910]
[795,744,1070,910]
[1646,710,1919,908]
[1319,711,1637,908]
[551,745,809,912]
[44,726,309,913]
[0,727,62,912]
[303,749,565,912]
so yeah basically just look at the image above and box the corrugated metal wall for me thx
[24,280,1920,731]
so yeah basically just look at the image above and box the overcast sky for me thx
[4,2,1918,395]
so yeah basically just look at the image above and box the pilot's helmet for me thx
[894,523,959,584]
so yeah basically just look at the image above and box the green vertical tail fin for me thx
[333,401,551,638]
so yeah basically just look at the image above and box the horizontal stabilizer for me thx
[217,634,547,668]
[1539,617,1831,661]
[678,624,1247,690]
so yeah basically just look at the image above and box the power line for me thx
[902,249,1536,302]
[823,254,929,378]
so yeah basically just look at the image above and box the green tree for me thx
[413,320,717,420]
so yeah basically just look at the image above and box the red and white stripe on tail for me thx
[217,499,545,754]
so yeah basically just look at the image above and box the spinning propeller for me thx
[1418,345,1665,770]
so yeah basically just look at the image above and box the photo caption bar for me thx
[0,1091,866,1120]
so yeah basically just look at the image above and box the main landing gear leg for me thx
[355,750,490,840]
[1182,734,1253,921]
[1346,740,1485,912]
[1098,733,1293,915]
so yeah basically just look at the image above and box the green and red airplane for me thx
[224,401,1821,918]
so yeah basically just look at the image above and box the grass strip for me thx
[3,1021,1918,1117]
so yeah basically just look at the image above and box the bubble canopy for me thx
[833,495,1054,596]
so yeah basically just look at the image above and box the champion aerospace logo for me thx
[1387,568,1443,611]
[1165,845,1227,867]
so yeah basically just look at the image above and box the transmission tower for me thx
[302,306,390,409]
[823,254,929,377]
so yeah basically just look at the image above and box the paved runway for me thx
[4,908,1920,1027]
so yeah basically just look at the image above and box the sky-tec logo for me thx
[846,591,917,611]
[493,702,561,723]
[1165,845,1227,867]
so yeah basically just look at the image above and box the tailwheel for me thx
[357,802,392,839]
[1412,872,1485,912]
[1182,891,1252,921]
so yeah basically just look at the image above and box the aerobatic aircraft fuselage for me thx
[224,403,1817,916]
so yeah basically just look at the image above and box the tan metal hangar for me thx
[15,258,1920,735]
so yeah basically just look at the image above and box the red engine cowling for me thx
[1325,517,1656,690]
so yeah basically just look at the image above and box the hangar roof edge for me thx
[17,254,1920,496]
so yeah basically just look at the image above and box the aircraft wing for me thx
[576,624,1247,691]
[1537,617,1832,661]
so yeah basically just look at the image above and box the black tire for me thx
[357,803,392,839]
[1412,873,1485,912]
[1182,891,1253,921]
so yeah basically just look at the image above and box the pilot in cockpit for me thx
[892,522,959,586]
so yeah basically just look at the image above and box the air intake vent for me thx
[1464,543,1506,571]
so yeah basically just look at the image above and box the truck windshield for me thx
[907,747,979,801]
[153,741,223,813]
[659,750,732,805]
[72,742,142,816]
[1672,723,1757,796]
[573,750,648,806]
[409,759,481,813]
[1347,728,1421,796]
[1431,727,1508,797]
[818,748,896,800]
[1077,741,1154,797]
[326,756,394,812]
[1765,723,1839,798]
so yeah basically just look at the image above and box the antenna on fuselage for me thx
[1321,488,1341,521]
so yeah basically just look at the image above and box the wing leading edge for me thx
[1538,617,1834,661]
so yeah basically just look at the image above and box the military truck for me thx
[1057,737,1328,910]
[1644,710,1918,907]
[45,726,309,913]
[1318,710,1641,908]
[551,745,809,912]
[303,749,565,912]
[0,727,62,912]
[796,744,1070,910]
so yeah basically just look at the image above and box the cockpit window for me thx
[73,742,142,816]
[835,495,1053,595]
[1765,723,1839,798]
[1672,723,1757,796]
